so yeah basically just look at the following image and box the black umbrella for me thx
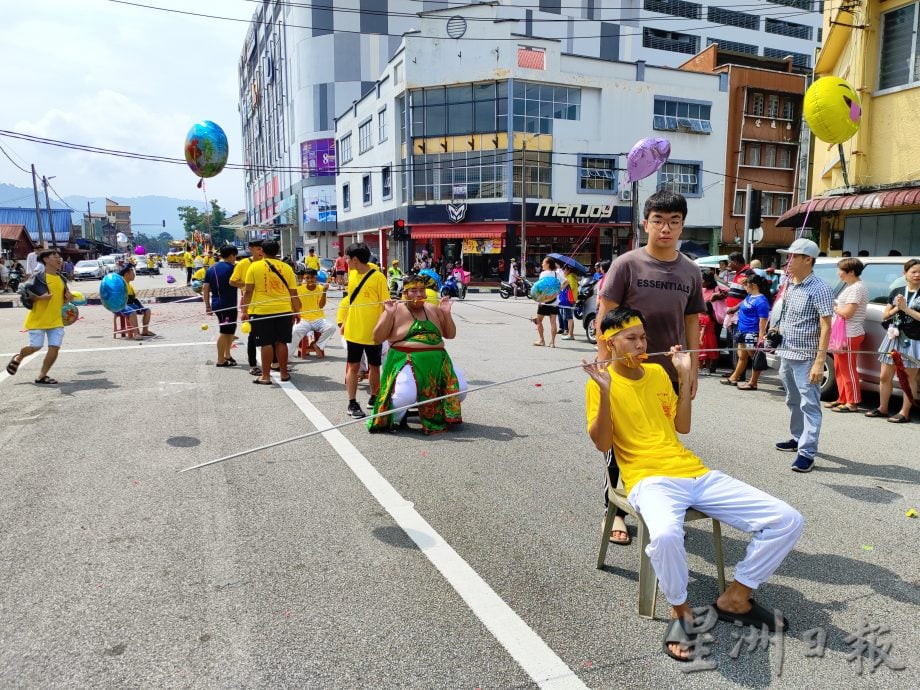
[678,241,710,259]
[547,253,588,275]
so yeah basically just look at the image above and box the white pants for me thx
[289,318,335,358]
[391,362,467,422]
[629,470,804,606]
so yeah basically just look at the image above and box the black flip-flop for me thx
[888,414,910,423]
[6,356,21,376]
[833,406,857,413]
[714,600,788,632]
[34,376,59,385]
[662,618,695,662]
[279,376,291,382]
[864,408,887,418]
[252,379,273,385]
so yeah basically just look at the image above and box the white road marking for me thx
[0,353,39,384]
[273,376,588,690]
[0,341,212,358]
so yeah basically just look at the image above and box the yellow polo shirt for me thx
[585,363,707,496]
[245,258,297,315]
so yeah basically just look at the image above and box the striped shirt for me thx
[837,281,868,337]
[778,272,835,362]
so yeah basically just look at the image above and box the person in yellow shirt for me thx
[583,307,803,662]
[241,240,300,385]
[305,247,321,271]
[230,239,265,376]
[338,243,389,418]
[5,250,72,385]
[203,252,216,267]
[118,264,155,339]
[183,247,195,285]
[289,268,335,360]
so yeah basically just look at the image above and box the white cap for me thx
[777,238,820,258]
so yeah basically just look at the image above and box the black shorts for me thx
[334,270,346,277]
[251,312,293,346]
[214,307,238,335]
[537,304,559,316]
[346,340,383,366]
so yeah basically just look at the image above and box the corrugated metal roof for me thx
[0,207,73,243]
[776,188,920,228]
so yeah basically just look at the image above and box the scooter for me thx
[8,266,23,292]
[573,275,599,320]
[498,277,532,299]
[389,274,406,299]
[440,273,467,300]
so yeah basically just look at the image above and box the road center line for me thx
[274,377,588,690]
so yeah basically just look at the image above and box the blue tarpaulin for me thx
[0,207,73,243]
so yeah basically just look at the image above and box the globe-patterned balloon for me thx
[61,303,79,327]
[530,276,561,303]
[184,121,229,178]
[191,279,204,294]
[317,270,328,284]
[100,273,128,313]
[70,291,87,306]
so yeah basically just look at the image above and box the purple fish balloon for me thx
[626,137,671,183]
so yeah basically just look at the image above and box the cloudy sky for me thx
[0,0,251,210]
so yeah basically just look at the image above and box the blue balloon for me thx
[191,279,204,294]
[100,274,128,313]
[317,270,328,284]
[419,268,442,290]
[530,276,561,303]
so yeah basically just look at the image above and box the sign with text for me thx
[535,202,615,219]
[462,238,502,254]
[301,138,337,177]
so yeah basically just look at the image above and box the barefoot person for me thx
[584,307,803,661]
[6,250,72,385]
[368,275,466,433]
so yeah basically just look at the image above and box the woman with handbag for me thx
[827,258,868,412]
[865,258,920,422]
[721,271,771,390]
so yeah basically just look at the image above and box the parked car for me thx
[98,255,121,274]
[134,254,161,276]
[766,256,908,399]
[73,259,105,280]
[320,257,335,274]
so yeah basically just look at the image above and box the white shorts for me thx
[29,328,65,349]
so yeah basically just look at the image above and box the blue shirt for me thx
[738,294,770,334]
[205,261,238,310]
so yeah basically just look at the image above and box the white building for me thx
[238,1,819,260]
[335,3,728,277]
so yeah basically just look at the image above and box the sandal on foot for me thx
[6,355,21,376]
[279,375,291,382]
[714,599,788,632]
[215,361,234,367]
[833,405,858,413]
[609,515,632,546]
[249,367,262,376]
[34,376,58,385]
[888,413,910,423]
[252,378,273,386]
[864,408,887,418]
[662,618,695,662]
[533,341,545,347]
[824,401,842,409]
[719,379,737,386]
[737,382,758,390]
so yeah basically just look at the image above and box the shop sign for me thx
[462,238,502,254]
[535,202,614,219]
[447,202,467,223]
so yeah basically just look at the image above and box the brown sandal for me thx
[6,355,21,376]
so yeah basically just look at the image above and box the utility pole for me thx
[630,180,640,249]
[520,140,527,276]
[31,165,45,248]
[86,201,94,242]
[42,176,58,249]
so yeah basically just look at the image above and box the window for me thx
[774,195,790,216]
[658,161,701,196]
[764,145,776,168]
[578,155,617,193]
[767,95,780,118]
[652,97,712,134]
[382,165,392,199]
[362,174,371,205]
[763,48,810,69]
[393,61,403,86]
[397,96,406,146]
[778,146,793,168]
[707,6,759,31]
[513,150,552,199]
[643,28,700,55]
[733,191,744,216]
[412,150,508,202]
[358,119,373,154]
[765,18,812,41]
[750,93,764,116]
[747,143,761,166]
[643,0,701,20]
[340,134,352,163]
[781,99,794,120]
[411,81,508,138]
[879,3,918,91]
[768,0,810,9]
[706,37,758,56]
[378,108,387,143]
[342,183,351,211]
[512,81,580,135]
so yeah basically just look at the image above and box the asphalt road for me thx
[1,286,918,688]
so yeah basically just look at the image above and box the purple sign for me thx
[301,138,336,177]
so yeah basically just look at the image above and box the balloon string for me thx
[797,197,816,239]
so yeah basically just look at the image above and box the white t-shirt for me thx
[837,280,869,337]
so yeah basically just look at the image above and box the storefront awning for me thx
[776,187,920,228]
[411,225,505,240]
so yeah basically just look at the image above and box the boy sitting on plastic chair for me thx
[583,307,803,662]
[289,268,335,359]
[118,264,155,340]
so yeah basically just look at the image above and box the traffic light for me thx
[747,190,763,230]
[392,218,407,240]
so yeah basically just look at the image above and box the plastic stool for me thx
[113,313,129,339]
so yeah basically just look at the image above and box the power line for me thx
[0,142,31,175]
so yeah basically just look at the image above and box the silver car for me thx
[73,259,105,280]
[767,256,908,399]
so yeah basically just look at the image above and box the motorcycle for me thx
[440,273,467,300]
[574,275,600,344]
[8,266,23,292]
[498,277,532,299]
[389,273,406,299]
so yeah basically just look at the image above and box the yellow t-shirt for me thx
[230,257,251,285]
[341,267,389,345]
[147,258,155,268]
[245,258,297,315]
[585,363,707,496]
[127,283,136,298]
[426,288,439,306]
[192,268,206,282]
[183,251,194,268]
[24,273,65,330]
[305,254,321,271]
[204,255,215,267]
[336,262,379,325]
[296,284,325,320]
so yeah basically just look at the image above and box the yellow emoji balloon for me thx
[803,76,862,144]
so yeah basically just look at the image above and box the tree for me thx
[177,200,232,246]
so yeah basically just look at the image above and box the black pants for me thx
[247,331,277,368]
[603,449,628,518]
[186,267,193,284]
